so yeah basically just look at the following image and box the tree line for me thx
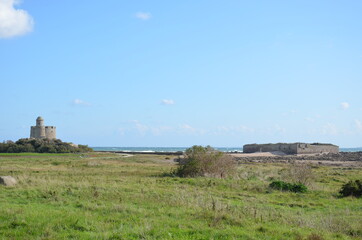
[0,138,93,153]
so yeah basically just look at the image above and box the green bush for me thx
[173,145,237,178]
[269,180,308,193]
[339,180,362,198]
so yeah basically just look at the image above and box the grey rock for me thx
[0,176,17,186]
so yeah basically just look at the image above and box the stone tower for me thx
[30,116,56,139]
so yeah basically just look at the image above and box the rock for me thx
[0,176,17,186]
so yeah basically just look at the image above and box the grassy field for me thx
[0,153,361,239]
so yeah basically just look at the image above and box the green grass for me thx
[0,153,361,239]
[0,153,81,157]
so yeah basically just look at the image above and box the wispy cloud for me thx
[215,125,254,135]
[151,126,173,136]
[135,12,152,20]
[133,120,149,135]
[125,120,174,136]
[305,114,322,123]
[305,117,315,122]
[274,124,286,134]
[118,128,126,136]
[340,102,350,110]
[180,124,195,132]
[0,0,34,38]
[72,99,91,106]
[179,124,205,135]
[161,99,175,105]
[282,109,298,116]
[355,120,362,132]
[322,123,338,135]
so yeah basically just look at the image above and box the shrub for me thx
[173,145,237,178]
[282,163,314,186]
[339,180,362,198]
[269,180,307,193]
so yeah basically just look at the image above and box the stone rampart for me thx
[243,143,339,155]
[296,143,339,154]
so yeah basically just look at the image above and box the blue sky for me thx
[1,0,362,147]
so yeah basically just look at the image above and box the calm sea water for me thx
[92,147,362,153]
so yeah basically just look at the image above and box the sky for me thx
[1,0,362,147]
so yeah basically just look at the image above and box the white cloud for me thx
[161,99,175,105]
[72,99,90,106]
[340,102,350,110]
[0,0,34,38]
[135,12,151,20]
[355,120,362,132]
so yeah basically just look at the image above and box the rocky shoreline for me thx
[231,152,362,167]
[232,152,362,162]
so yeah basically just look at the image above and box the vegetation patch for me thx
[339,180,362,198]
[269,180,308,193]
[172,145,237,178]
[0,138,92,153]
[281,163,314,186]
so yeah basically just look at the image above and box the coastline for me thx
[92,146,362,153]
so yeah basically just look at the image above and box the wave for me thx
[92,147,243,153]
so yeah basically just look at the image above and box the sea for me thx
[92,147,362,153]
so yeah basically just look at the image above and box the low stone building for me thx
[243,143,339,155]
[30,116,56,139]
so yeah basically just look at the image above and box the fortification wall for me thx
[243,143,298,154]
[243,143,339,155]
[296,143,339,154]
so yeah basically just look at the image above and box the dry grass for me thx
[282,162,315,186]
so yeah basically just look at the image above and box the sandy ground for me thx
[231,151,287,157]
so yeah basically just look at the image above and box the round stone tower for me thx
[30,116,56,139]
[36,116,44,127]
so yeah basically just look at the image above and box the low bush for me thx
[269,180,308,193]
[282,163,314,186]
[339,180,362,198]
[173,145,237,178]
